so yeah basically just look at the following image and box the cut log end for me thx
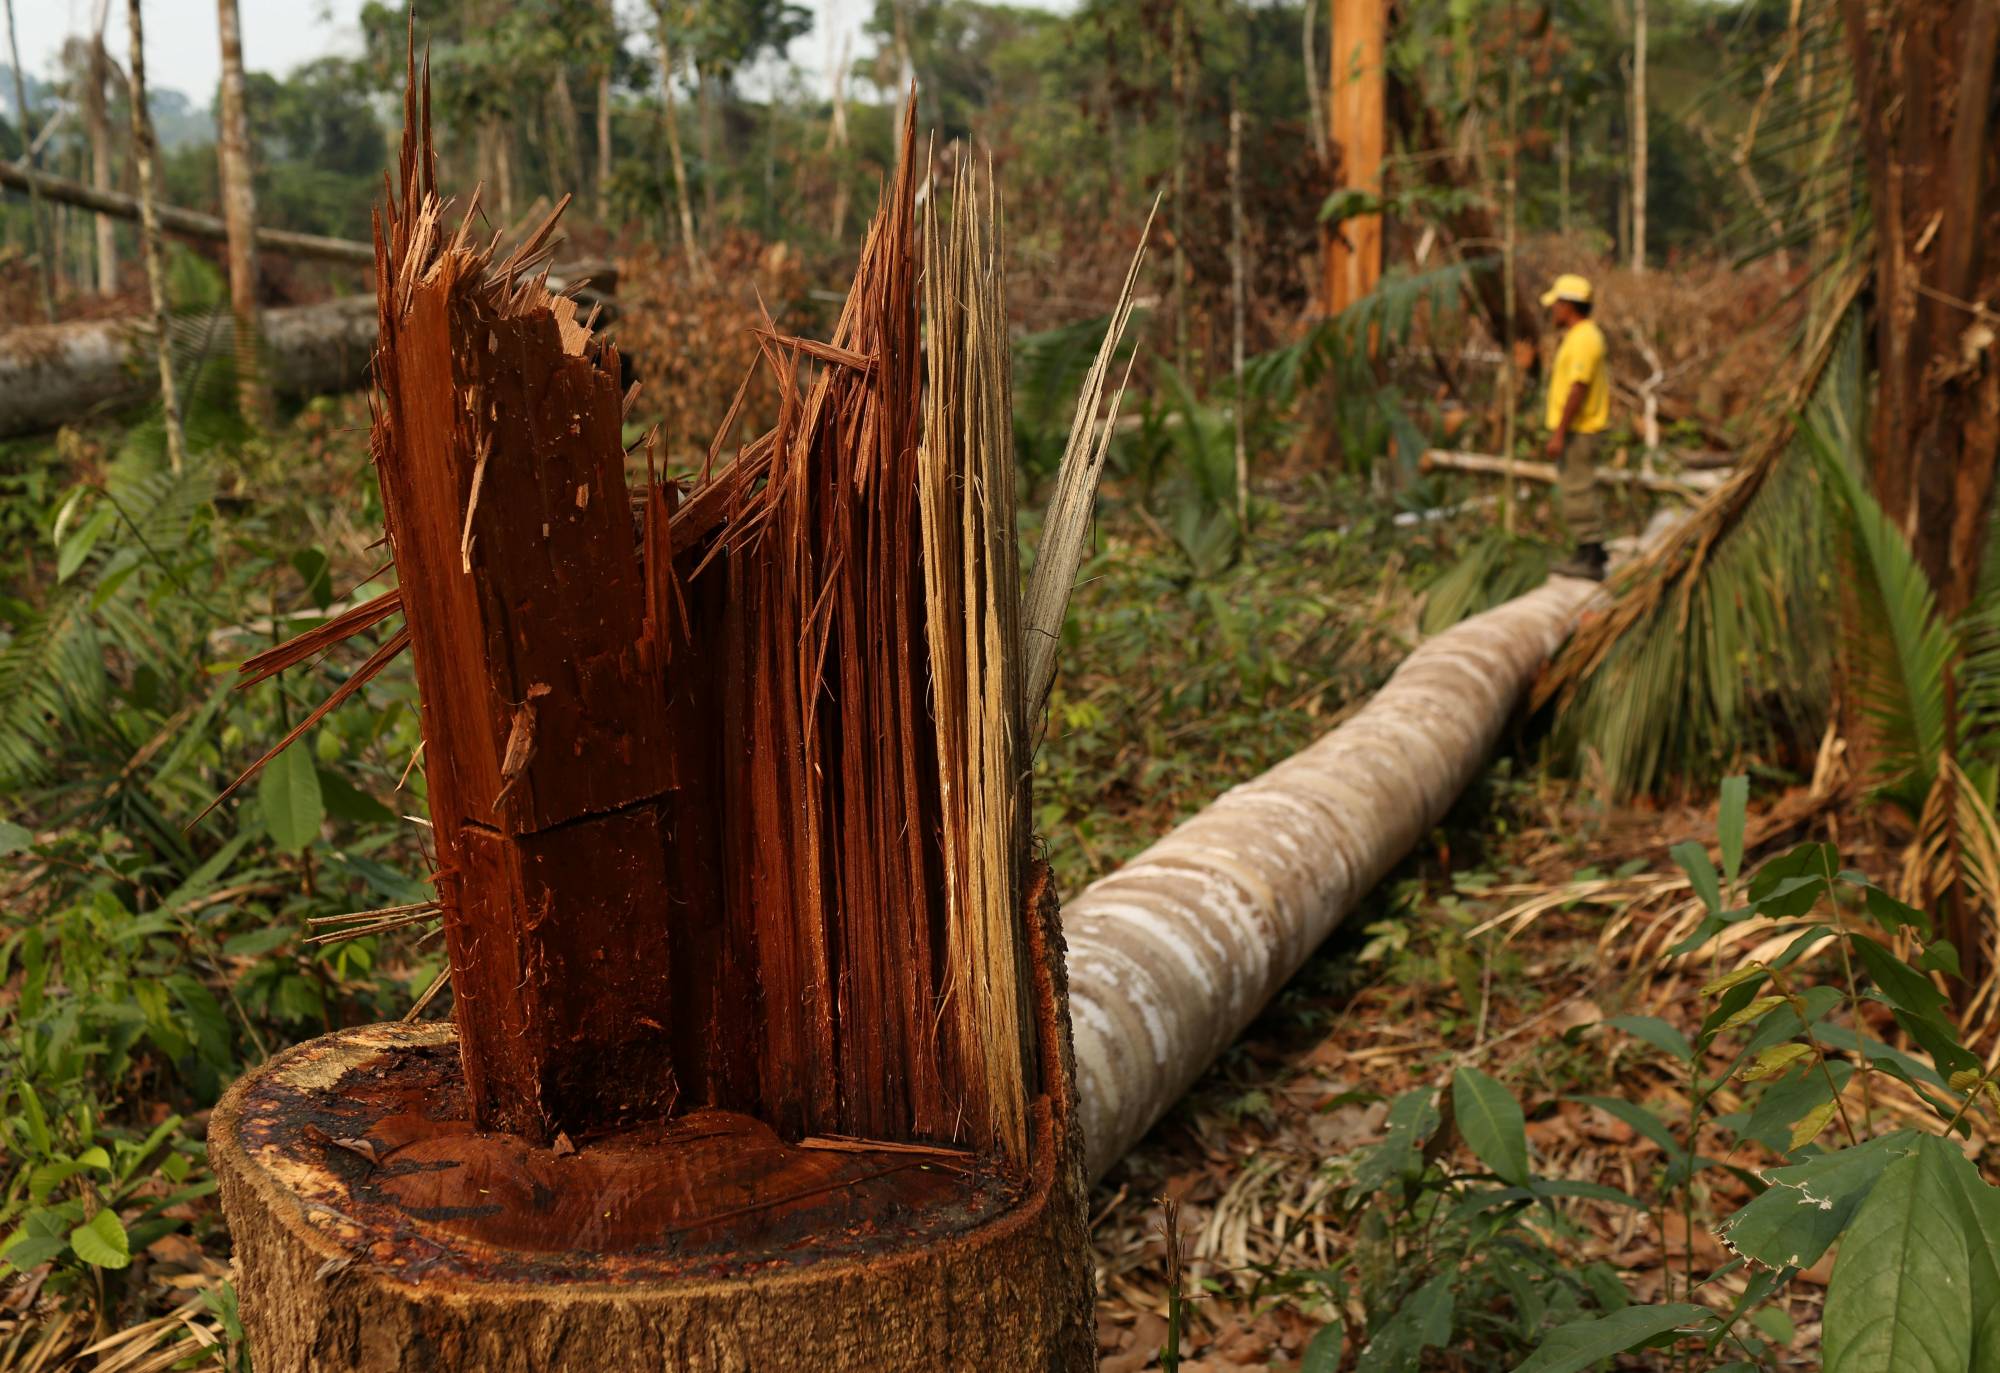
[213,873,1092,1372]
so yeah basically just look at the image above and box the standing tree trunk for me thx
[85,29,118,296]
[5,0,57,320]
[1323,0,1385,315]
[824,32,852,245]
[653,4,703,272]
[1631,0,1648,273]
[1229,93,1248,532]
[594,0,614,215]
[1841,0,2000,623]
[125,0,185,473]
[215,0,268,423]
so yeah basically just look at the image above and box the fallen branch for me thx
[1421,448,1725,498]
[0,158,613,302]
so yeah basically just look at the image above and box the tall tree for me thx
[651,0,704,273]
[1322,0,1385,315]
[1841,0,2000,621]
[216,0,269,422]
[594,0,614,214]
[78,14,120,296]
[125,0,186,473]
[1630,0,1647,272]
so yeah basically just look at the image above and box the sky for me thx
[5,0,882,109]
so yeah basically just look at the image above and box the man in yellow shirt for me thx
[1540,274,1612,580]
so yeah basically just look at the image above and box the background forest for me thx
[4,0,1998,1369]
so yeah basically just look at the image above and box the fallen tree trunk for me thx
[0,260,613,438]
[1065,574,1598,1180]
[0,298,377,435]
[1422,447,1726,498]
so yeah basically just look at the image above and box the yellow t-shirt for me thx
[1545,319,1610,434]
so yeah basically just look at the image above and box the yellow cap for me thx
[1540,273,1593,307]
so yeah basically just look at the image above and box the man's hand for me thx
[1544,432,1565,460]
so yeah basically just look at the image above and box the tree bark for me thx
[215,0,269,423]
[1841,0,2000,619]
[124,0,185,473]
[85,31,118,295]
[1067,574,1600,1178]
[595,0,614,215]
[1323,0,1385,315]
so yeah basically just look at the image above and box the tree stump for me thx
[211,873,1091,1373]
[212,62,1092,1372]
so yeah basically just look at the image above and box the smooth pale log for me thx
[1065,574,1596,1180]
[1421,448,1726,498]
[0,299,377,438]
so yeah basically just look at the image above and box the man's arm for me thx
[1544,381,1587,458]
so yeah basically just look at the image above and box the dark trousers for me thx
[1557,430,1607,544]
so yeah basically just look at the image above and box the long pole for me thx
[1499,0,1519,533]
[1631,0,1648,273]
[1229,92,1248,534]
[124,0,185,473]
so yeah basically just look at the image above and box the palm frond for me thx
[1803,375,1955,813]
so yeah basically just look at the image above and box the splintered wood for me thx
[323,75,1036,1166]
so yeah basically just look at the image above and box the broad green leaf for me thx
[1863,886,1930,937]
[56,505,113,582]
[1,1210,73,1271]
[1823,1138,1972,1373]
[1672,841,1723,915]
[1852,936,1950,1021]
[68,1209,130,1270]
[1920,939,1962,977]
[1604,1015,1694,1063]
[317,768,396,825]
[1511,1303,1711,1373]
[1719,776,1749,884]
[1350,1088,1439,1194]
[1453,1068,1529,1186]
[1301,1322,1343,1373]
[1720,1131,1916,1270]
[1923,1135,2000,1362]
[1740,1060,1853,1154]
[1788,1098,1839,1150]
[1356,1274,1454,1373]
[0,820,31,856]
[258,744,324,854]
[1700,963,1769,998]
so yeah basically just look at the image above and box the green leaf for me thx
[0,820,31,856]
[1719,776,1749,884]
[1700,963,1769,998]
[1301,1322,1343,1373]
[1749,843,1837,918]
[1823,1138,1972,1373]
[1851,935,1950,1021]
[258,743,324,854]
[1357,1274,1454,1373]
[1604,1015,1695,1063]
[1740,1060,1853,1154]
[1716,995,1787,1034]
[56,505,114,582]
[1863,886,1930,937]
[68,1209,130,1270]
[1741,1042,1815,1083]
[1512,1304,1711,1373]
[1720,1132,1916,1270]
[1350,1088,1439,1194]
[1788,1098,1840,1150]
[1922,1134,2000,1362]
[1672,841,1723,915]
[1453,1067,1529,1187]
[317,768,396,825]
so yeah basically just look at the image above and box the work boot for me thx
[1552,541,1607,582]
